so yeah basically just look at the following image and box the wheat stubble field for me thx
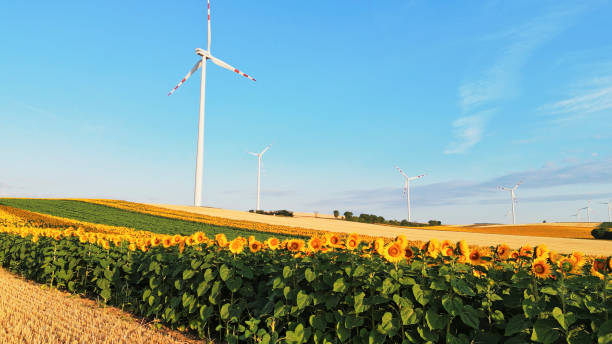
[0,268,199,344]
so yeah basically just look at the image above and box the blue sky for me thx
[1,0,612,224]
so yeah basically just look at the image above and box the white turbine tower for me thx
[248,145,271,211]
[168,0,256,207]
[395,166,424,222]
[601,200,611,222]
[498,181,521,225]
[580,200,592,223]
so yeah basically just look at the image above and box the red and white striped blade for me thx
[207,0,211,51]
[209,55,256,81]
[168,60,203,96]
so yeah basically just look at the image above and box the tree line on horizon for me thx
[332,210,441,227]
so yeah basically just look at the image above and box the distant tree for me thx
[428,220,442,226]
[333,210,339,218]
[400,220,409,226]
[344,211,353,220]
[542,220,547,223]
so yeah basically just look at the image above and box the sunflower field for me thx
[0,207,611,343]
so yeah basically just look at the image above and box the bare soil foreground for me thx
[0,268,200,344]
[155,204,611,256]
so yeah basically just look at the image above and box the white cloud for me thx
[541,85,612,120]
[444,114,487,154]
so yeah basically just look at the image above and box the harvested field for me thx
[155,204,612,255]
[0,268,200,344]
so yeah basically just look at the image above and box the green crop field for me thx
[0,198,298,241]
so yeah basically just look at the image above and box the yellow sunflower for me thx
[591,258,607,280]
[162,237,173,248]
[519,245,533,258]
[395,235,409,249]
[229,239,245,254]
[287,239,305,252]
[467,248,483,265]
[404,247,415,261]
[249,240,263,253]
[532,258,552,279]
[307,237,323,252]
[558,257,578,275]
[216,233,228,247]
[374,238,385,255]
[535,244,549,259]
[268,237,280,250]
[128,243,137,251]
[345,237,359,250]
[327,234,342,248]
[496,244,511,260]
[458,240,469,256]
[383,242,404,263]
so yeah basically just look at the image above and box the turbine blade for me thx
[409,174,425,181]
[209,55,256,81]
[247,152,258,156]
[260,144,272,155]
[395,166,409,178]
[513,181,522,190]
[168,60,203,96]
[207,0,211,52]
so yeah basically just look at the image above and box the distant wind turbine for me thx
[580,200,592,223]
[168,0,256,207]
[601,200,611,222]
[395,166,425,222]
[248,145,271,211]
[498,181,521,225]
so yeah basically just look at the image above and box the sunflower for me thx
[101,240,111,250]
[558,257,578,275]
[162,237,173,248]
[249,240,263,253]
[374,238,385,255]
[229,239,245,254]
[496,244,511,260]
[216,233,228,247]
[192,232,207,244]
[404,247,415,261]
[395,235,409,249]
[128,243,137,251]
[591,258,607,280]
[348,233,359,242]
[307,237,323,252]
[79,235,88,244]
[519,245,533,258]
[570,252,586,268]
[382,242,404,263]
[345,237,359,250]
[327,234,342,248]
[139,244,149,252]
[440,240,453,251]
[185,237,195,246]
[426,239,440,258]
[31,235,39,243]
[510,250,520,260]
[467,248,483,265]
[287,239,305,252]
[473,269,487,278]
[442,246,454,257]
[458,240,469,256]
[172,234,183,245]
[535,244,549,259]
[549,251,561,264]
[268,237,280,250]
[532,258,552,279]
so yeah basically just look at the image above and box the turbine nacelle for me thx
[196,48,211,58]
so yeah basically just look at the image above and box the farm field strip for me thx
[0,268,199,344]
[152,204,612,255]
[0,198,298,241]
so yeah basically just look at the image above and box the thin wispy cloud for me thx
[539,62,612,121]
[443,113,488,154]
[446,7,583,154]
[313,158,612,209]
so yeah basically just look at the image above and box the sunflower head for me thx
[248,235,256,244]
[101,240,111,250]
[558,257,578,275]
[307,237,323,252]
[535,244,549,259]
[249,240,263,253]
[268,237,280,250]
[383,242,404,263]
[128,243,137,251]
[374,238,385,255]
[496,244,511,260]
[162,237,173,248]
[510,250,520,259]
[570,252,586,267]
[468,248,483,265]
[591,258,608,279]
[458,240,469,256]
[440,240,453,251]
[185,237,195,246]
[346,237,359,250]
[193,232,207,244]
[549,251,561,263]
[519,245,533,258]
[532,258,552,279]
[229,239,245,254]
[172,234,183,245]
[442,246,454,257]
[395,235,409,248]
[404,247,415,261]
[216,233,228,247]
[287,239,305,252]
[328,234,341,247]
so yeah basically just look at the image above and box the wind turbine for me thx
[395,166,424,222]
[248,145,271,211]
[168,0,256,207]
[580,200,592,223]
[601,200,612,222]
[498,181,521,225]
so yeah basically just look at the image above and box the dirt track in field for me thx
[155,204,611,256]
[0,268,202,344]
